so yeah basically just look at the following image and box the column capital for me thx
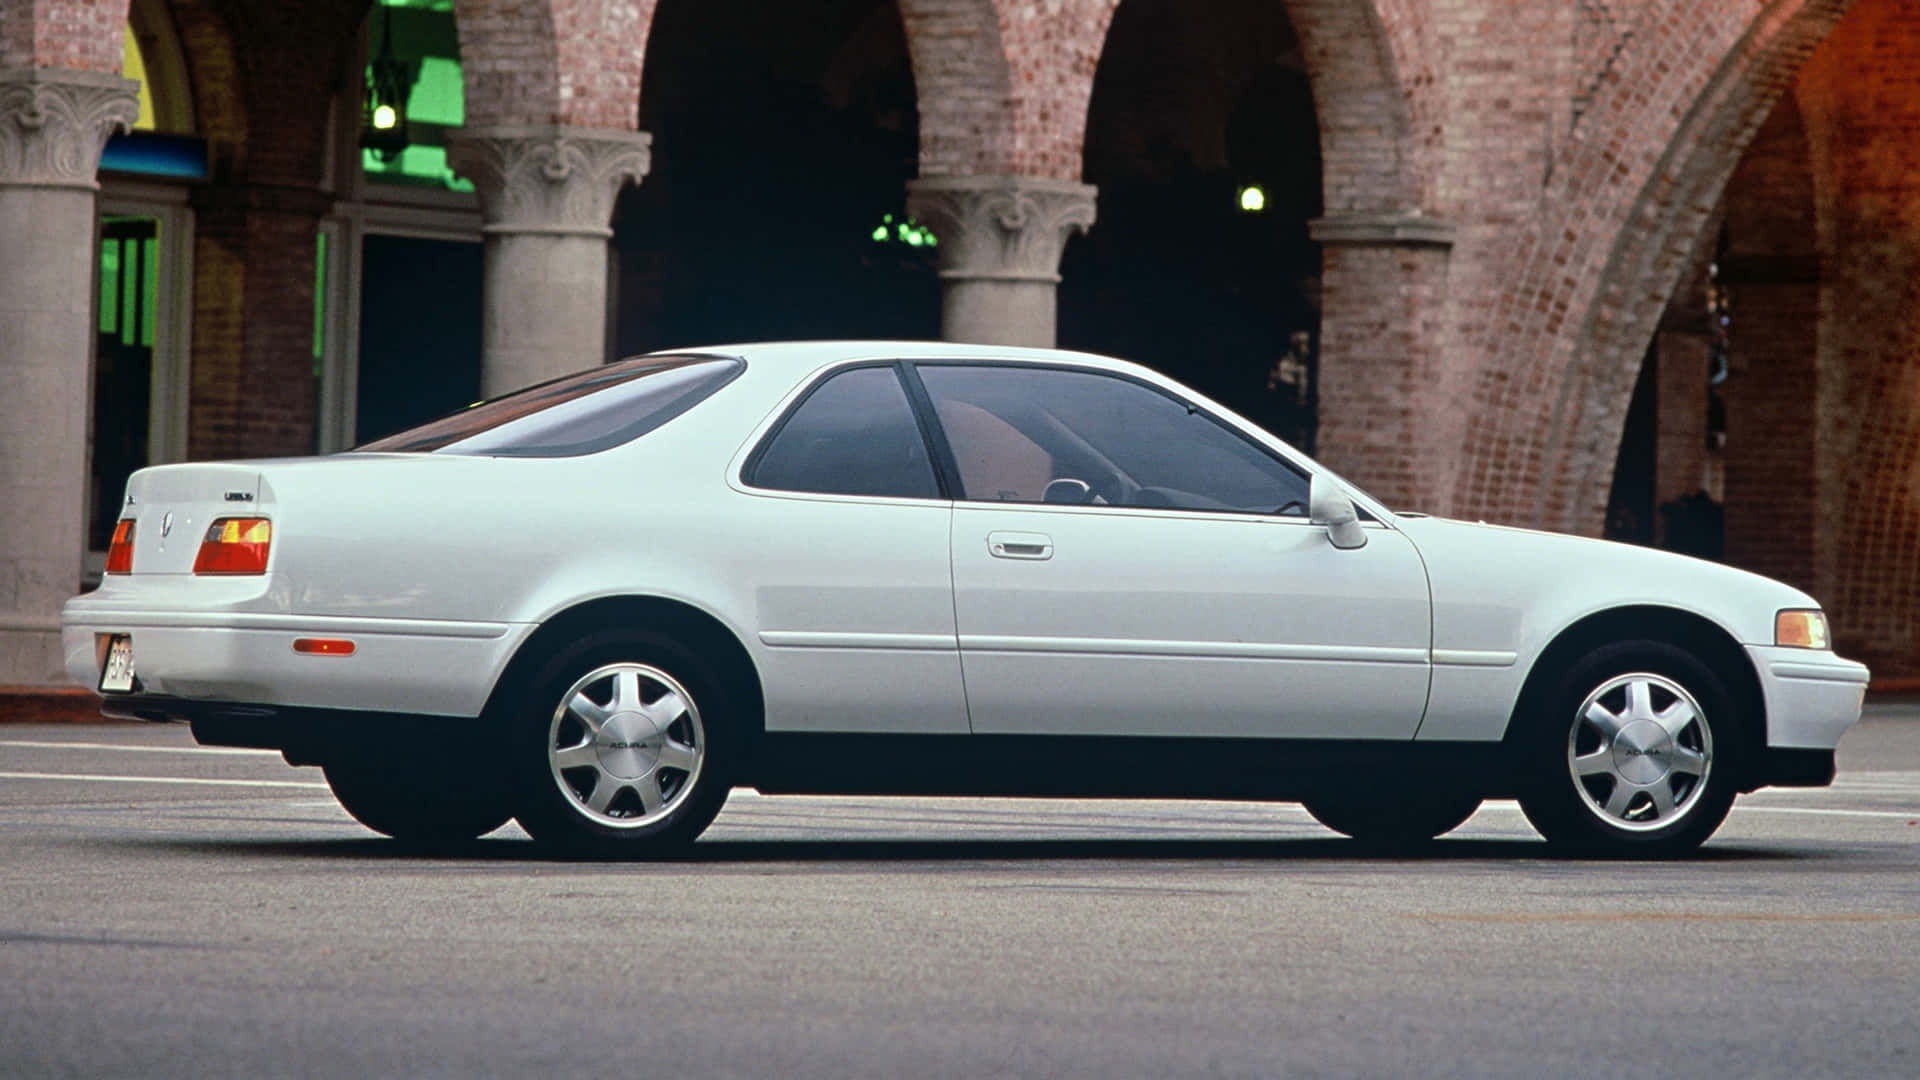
[0,67,138,189]
[906,175,1097,284]
[447,125,651,238]
[1309,211,1456,248]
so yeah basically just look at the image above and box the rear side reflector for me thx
[193,517,272,575]
[293,638,355,656]
[106,519,135,574]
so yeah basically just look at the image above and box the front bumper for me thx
[1747,645,1870,751]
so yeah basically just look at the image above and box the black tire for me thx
[506,628,737,857]
[1516,640,1741,858]
[1302,790,1481,849]
[324,749,513,846]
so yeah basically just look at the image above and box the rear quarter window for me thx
[355,355,744,457]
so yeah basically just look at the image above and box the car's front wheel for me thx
[1302,790,1481,848]
[1517,640,1740,857]
[507,630,735,857]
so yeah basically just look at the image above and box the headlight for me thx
[1775,609,1830,650]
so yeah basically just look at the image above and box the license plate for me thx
[99,635,135,694]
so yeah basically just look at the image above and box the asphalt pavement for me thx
[3,704,1917,1079]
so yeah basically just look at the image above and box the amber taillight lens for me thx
[105,519,135,574]
[193,518,272,575]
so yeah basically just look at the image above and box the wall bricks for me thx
[0,0,129,73]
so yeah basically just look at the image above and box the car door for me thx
[914,361,1432,740]
[734,362,967,734]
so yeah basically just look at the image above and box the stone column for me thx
[905,176,1097,348]
[0,68,137,685]
[448,126,650,396]
[1307,211,1456,512]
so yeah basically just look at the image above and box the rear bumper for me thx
[61,607,531,718]
[100,692,476,766]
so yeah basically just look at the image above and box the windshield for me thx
[354,355,744,457]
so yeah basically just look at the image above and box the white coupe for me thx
[63,342,1869,857]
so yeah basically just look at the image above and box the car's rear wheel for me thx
[1517,640,1740,857]
[1302,790,1481,848]
[323,749,512,846]
[508,630,735,857]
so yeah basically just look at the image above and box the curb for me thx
[0,685,117,724]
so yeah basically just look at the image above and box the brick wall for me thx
[456,0,649,129]
[0,0,128,72]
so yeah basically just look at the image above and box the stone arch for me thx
[1451,0,1848,534]
[452,0,651,130]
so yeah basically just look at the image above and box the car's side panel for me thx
[950,505,1433,738]
[1401,516,1844,743]
[729,491,968,734]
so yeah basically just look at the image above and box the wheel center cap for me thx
[1612,720,1674,784]
[595,711,661,779]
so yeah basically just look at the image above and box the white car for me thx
[63,342,1869,857]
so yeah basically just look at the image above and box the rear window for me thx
[355,355,744,457]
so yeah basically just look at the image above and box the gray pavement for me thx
[2,707,1917,1078]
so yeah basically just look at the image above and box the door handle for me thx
[988,531,1053,560]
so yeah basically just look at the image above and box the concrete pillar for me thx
[1307,212,1457,511]
[448,126,650,396]
[0,68,137,685]
[905,176,1097,348]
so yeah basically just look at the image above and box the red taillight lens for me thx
[193,518,272,575]
[105,519,135,574]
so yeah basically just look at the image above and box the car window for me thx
[746,365,941,499]
[916,364,1310,514]
[355,355,743,457]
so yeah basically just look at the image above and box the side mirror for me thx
[1309,474,1368,550]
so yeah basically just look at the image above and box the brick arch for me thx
[900,0,1119,179]
[453,0,651,130]
[1284,0,1438,213]
[1452,0,1848,534]
[164,0,246,156]
[1719,88,1821,597]
[0,0,130,72]
[1792,0,1920,668]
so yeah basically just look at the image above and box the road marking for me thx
[1737,805,1919,820]
[1420,912,1920,923]
[0,771,327,790]
[0,739,280,757]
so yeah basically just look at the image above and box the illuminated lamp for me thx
[1238,185,1267,213]
[360,4,418,164]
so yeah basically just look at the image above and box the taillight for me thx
[193,518,272,575]
[105,519,135,574]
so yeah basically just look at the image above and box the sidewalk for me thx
[0,685,107,724]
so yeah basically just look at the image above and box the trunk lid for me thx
[120,464,267,575]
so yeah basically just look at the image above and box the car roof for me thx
[641,340,1143,378]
